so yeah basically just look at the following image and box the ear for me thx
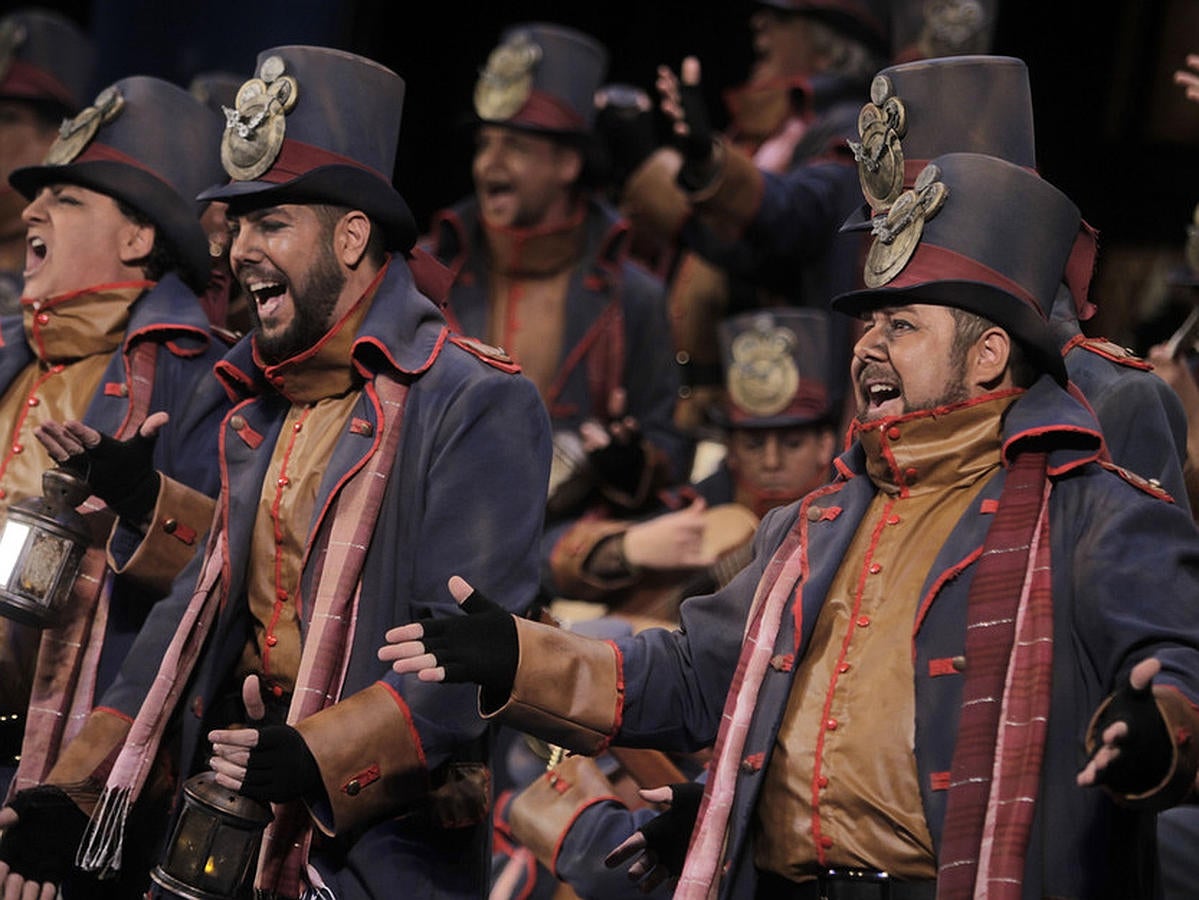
[971,327,1014,389]
[556,144,584,187]
[334,210,373,268]
[117,220,156,268]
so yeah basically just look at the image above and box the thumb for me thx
[139,411,170,439]
[681,55,701,86]
[242,673,266,722]
[447,575,474,606]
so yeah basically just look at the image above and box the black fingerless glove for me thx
[588,433,648,502]
[1091,677,1173,795]
[240,725,322,803]
[595,84,659,187]
[61,430,161,523]
[636,781,704,875]
[420,589,518,705]
[0,785,89,884]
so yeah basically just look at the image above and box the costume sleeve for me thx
[106,475,215,595]
[1069,466,1199,810]
[548,517,640,602]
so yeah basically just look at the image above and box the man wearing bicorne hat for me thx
[0,45,551,900]
[422,22,689,536]
[0,8,96,315]
[0,74,230,850]
[382,152,1199,899]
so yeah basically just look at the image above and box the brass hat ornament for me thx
[474,31,542,122]
[849,74,908,211]
[726,314,802,419]
[220,55,299,181]
[863,163,948,288]
[42,85,124,166]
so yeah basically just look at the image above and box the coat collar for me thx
[213,255,448,403]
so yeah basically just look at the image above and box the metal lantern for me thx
[151,772,274,900]
[0,467,91,627]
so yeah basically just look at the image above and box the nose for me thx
[852,319,887,363]
[228,225,258,271]
[761,434,782,470]
[21,188,49,225]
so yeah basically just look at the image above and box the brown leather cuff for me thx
[509,754,623,875]
[107,476,215,594]
[295,682,429,836]
[484,619,622,756]
[621,148,690,243]
[551,519,639,601]
[688,138,765,243]
[45,709,133,814]
[1086,683,1199,811]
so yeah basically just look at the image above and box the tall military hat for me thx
[850,55,1035,212]
[754,0,892,59]
[473,22,609,136]
[832,152,1080,384]
[197,46,417,251]
[711,307,836,429]
[0,8,95,114]
[9,75,225,289]
[890,0,998,64]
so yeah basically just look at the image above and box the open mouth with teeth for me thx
[862,380,903,418]
[245,279,289,321]
[24,235,47,278]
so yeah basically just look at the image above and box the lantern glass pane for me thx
[0,521,29,584]
[202,823,258,892]
[20,531,68,595]
[163,808,217,878]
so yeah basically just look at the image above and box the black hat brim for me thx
[198,165,417,252]
[10,160,210,289]
[831,278,1068,385]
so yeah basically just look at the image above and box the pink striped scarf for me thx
[674,489,821,900]
[76,374,409,900]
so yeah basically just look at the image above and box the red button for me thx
[25,397,38,407]
[293,422,303,432]
[271,684,284,697]
[838,662,850,674]
[905,467,918,481]
[826,718,838,730]
[277,476,289,487]
[265,635,278,647]
[11,444,21,454]
[887,426,901,440]
[51,365,64,373]
[277,589,288,601]
[817,775,829,788]
[869,563,882,574]
[887,514,901,525]
[820,835,834,848]
[35,313,49,325]
[857,615,871,627]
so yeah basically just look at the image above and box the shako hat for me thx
[0,8,95,113]
[198,46,417,251]
[754,0,892,59]
[473,22,609,136]
[850,55,1035,212]
[710,307,836,430]
[9,75,225,289]
[832,152,1080,385]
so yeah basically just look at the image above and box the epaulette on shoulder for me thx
[449,334,521,374]
[1096,459,1175,502]
[1072,336,1154,371]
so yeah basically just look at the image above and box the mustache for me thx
[856,362,898,389]
[235,264,286,285]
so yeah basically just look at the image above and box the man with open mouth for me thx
[0,44,551,900]
[0,70,231,898]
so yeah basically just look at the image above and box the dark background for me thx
[12,0,1199,345]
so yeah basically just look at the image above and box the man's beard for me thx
[250,244,346,364]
